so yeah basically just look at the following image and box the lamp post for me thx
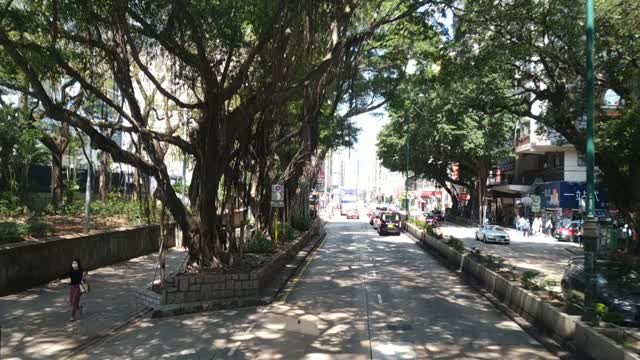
[582,0,598,323]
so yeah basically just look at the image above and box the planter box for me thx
[139,221,325,317]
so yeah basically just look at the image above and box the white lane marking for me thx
[377,294,383,305]
[371,270,376,278]
[227,342,241,356]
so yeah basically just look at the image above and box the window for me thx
[577,152,586,167]
[543,152,564,169]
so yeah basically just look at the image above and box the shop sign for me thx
[600,89,624,117]
[539,181,608,210]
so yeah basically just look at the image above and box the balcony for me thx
[516,124,572,154]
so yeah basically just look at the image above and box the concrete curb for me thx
[406,223,640,360]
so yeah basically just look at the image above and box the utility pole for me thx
[582,0,598,323]
[405,112,410,212]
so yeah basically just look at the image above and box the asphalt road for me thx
[439,222,581,285]
[75,217,559,359]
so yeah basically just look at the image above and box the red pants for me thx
[69,284,82,318]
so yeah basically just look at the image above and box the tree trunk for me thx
[477,162,489,224]
[133,167,141,201]
[438,180,459,212]
[51,150,64,206]
[98,151,109,200]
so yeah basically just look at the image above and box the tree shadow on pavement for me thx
[0,248,187,360]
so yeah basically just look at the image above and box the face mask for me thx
[72,262,78,270]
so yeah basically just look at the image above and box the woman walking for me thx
[69,259,84,322]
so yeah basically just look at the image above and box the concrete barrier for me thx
[0,224,174,295]
[405,222,640,360]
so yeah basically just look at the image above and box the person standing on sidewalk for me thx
[545,218,553,236]
[68,259,85,322]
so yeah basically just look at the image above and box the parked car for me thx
[554,220,583,242]
[378,211,401,236]
[562,257,640,327]
[425,217,441,227]
[346,209,360,219]
[430,209,445,222]
[475,225,510,244]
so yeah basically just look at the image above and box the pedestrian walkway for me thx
[0,248,187,360]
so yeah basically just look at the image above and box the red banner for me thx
[421,191,442,198]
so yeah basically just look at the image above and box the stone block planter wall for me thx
[162,272,260,304]
[0,224,175,296]
[138,220,324,316]
[406,223,640,360]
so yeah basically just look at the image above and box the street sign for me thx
[271,184,284,208]
[531,195,541,212]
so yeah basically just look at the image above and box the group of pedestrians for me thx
[515,215,554,238]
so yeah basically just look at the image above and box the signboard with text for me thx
[271,184,284,208]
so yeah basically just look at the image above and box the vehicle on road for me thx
[372,212,383,229]
[378,211,401,236]
[339,188,357,215]
[346,209,360,219]
[554,221,582,242]
[370,206,388,226]
[562,257,640,327]
[475,225,511,244]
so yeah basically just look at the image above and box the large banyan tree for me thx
[0,0,442,267]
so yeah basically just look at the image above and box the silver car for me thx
[475,225,511,244]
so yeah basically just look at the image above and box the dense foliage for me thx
[0,0,449,267]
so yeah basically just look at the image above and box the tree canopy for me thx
[0,0,452,267]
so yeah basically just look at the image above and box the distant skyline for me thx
[327,106,405,194]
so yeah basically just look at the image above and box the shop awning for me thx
[490,184,531,195]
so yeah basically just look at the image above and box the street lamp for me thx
[582,0,598,323]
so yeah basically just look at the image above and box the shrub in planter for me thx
[245,233,276,253]
[444,237,465,253]
[291,216,311,232]
[282,223,301,242]
[25,216,52,238]
[521,270,541,290]
[0,222,24,243]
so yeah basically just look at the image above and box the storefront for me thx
[532,181,609,227]
[488,185,531,226]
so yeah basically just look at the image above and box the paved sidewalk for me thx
[0,248,187,360]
